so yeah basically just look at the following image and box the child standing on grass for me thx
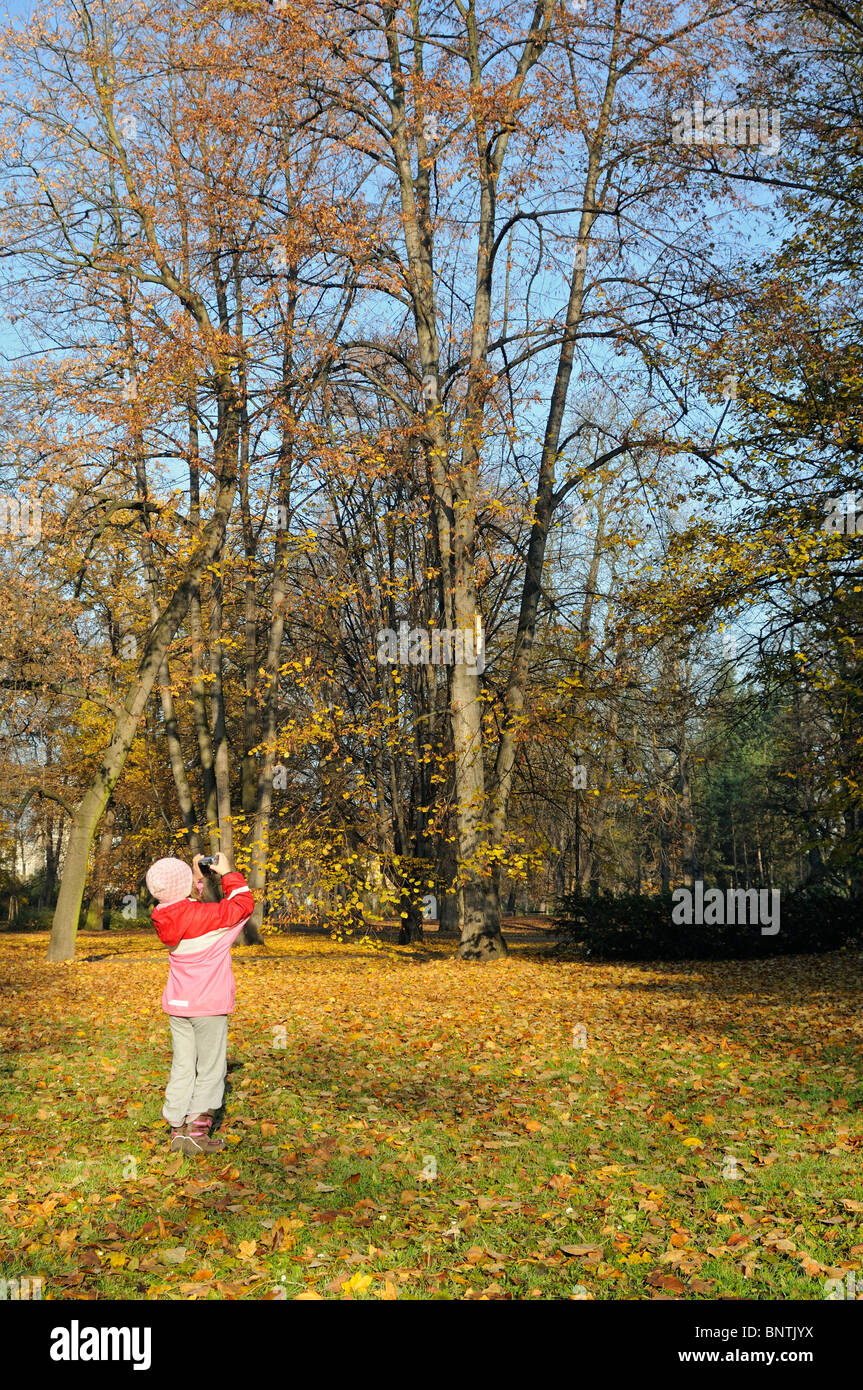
[145,852,254,1155]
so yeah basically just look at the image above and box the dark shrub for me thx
[552,888,863,960]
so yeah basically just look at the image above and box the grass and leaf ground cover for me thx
[1,928,861,1300]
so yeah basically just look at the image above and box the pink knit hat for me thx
[146,857,193,905]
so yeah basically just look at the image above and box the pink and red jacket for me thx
[151,871,254,1017]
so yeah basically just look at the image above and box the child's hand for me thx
[191,852,232,879]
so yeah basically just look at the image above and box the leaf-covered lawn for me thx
[1,930,861,1300]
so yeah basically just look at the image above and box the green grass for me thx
[1,929,861,1299]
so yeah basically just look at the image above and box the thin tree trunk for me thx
[437,830,459,935]
[188,394,219,849]
[660,818,671,893]
[680,751,696,888]
[84,803,115,930]
[189,588,219,848]
[42,809,57,908]
[731,815,738,888]
[155,656,201,852]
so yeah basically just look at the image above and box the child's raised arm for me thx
[152,855,255,948]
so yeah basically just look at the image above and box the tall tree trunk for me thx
[380,2,556,961]
[209,574,234,859]
[245,436,293,939]
[238,400,259,818]
[187,406,219,850]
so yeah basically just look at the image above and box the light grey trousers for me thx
[162,1015,229,1126]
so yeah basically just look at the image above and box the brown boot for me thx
[175,1112,225,1155]
[169,1123,189,1153]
